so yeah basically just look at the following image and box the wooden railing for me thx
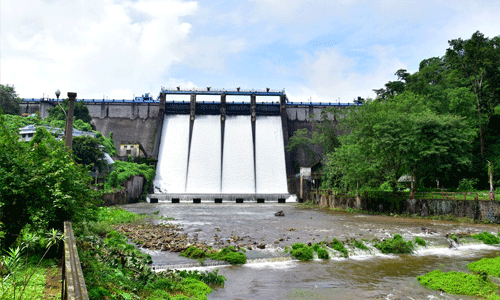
[62,221,89,300]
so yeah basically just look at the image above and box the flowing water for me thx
[122,202,500,300]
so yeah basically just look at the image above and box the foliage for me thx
[472,231,500,245]
[417,270,497,297]
[374,234,414,254]
[457,178,479,191]
[46,98,92,124]
[290,243,314,261]
[352,239,368,250]
[0,113,96,248]
[414,237,426,247]
[0,229,62,300]
[209,248,247,265]
[468,256,500,277]
[0,84,21,115]
[330,238,348,258]
[181,247,207,260]
[105,160,155,190]
[176,269,226,287]
[72,135,107,171]
[316,248,329,259]
[325,92,475,191]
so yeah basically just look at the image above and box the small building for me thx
[119,143,147,158]
[19,124,95,141]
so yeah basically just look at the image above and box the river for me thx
[121,202,500,299]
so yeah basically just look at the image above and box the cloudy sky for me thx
[2,0,500,103]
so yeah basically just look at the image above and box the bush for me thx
[414,237,426,247]
[353,239,368,250]
[316,248,330,259]
[468,256,500,277]
[458,178,478,191]
[210,248,246,265]
[290,246,314,261]
[472,231,500,245]
[374,234,414,254]
[331,238,348,258]
[182,247,207,260]
[418,270,497,297]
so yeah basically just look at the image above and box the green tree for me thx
[286,107,341,165]
[0,84,21,115]
[325,93,475,193]
[46,98,92,124]
[72,135,107,172]
[445,31,500,158]
[0,112,96,248]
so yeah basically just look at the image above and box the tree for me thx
[46,98,92,124]
[0,84,21,115]
[0,112,96,248]
[325,92,475,193]
[72,135,107,172]
[445,31,500,158]
[286,107,341,166]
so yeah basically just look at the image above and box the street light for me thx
[55,89,66,116]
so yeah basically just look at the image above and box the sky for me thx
[2,0,500,103]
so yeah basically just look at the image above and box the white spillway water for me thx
[222,116,255,193]
[255,116,288,193]
[186,115,222,193]
[153,115,190,193]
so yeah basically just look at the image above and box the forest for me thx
[289,31,500,195]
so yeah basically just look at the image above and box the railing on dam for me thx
[62,221,89,300]
[21,98,362,107]
[314,189,499,201]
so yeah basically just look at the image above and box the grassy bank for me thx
[75,207,226,300]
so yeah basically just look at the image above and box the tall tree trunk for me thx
[489,161,494,200]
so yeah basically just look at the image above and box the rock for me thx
[257,243,266,249]
[286,228,297,232]
[275,211,285,217]
[215,227,221,231]
[247,245,253,250]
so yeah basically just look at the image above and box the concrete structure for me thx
[19,124,95,142]
[21,90,360,194]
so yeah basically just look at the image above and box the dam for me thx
[20,88,362,201]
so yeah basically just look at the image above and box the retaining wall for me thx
[312,192,500,223]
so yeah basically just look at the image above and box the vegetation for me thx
[374,234,414,254]
[472,231,500,245]
[287,31,500,194]
[181,246,247,265]
[468,256,500,278]
[414,237,426,247]
[330,238,348,258]
[290,243,314,261]
[417,270,497,297]
[0,84,21,115]
[76,208,224,299]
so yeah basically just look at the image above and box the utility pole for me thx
[65,92,76,150]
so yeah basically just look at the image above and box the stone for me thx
[275,211,285,217]
[257,243,266,249]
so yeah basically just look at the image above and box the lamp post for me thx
[65,92,76,150]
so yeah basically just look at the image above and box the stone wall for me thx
[101,175,145,206]
[311,192,500,223]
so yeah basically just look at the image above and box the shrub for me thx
[472,231,500,245]
[316,248,330,259]
[374,234,414,254]
[210,248,246,265]
[291,246,314,261]
[417,270,497,297]
[468,256,500,277]
[414,237,426,247]
[353,239,368,250]
[182,247,207,260]
[331,238,348,258]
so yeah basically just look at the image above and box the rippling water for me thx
[122,202,500,299]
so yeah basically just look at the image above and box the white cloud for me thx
[288,45,406,103]
[1,0,198,98]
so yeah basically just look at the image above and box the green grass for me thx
[290,243,314,261]
[472,231,500,245]
[468,256,500,277]
[374,234,414,254]
[414,237,426,247]
[330,238,348,258]
[417,270,497,297]
[0,256,56,300]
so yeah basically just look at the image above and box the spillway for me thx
[153,112,289,200]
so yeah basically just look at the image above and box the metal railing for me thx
[314,190,498,201]
[62,221,89,300]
